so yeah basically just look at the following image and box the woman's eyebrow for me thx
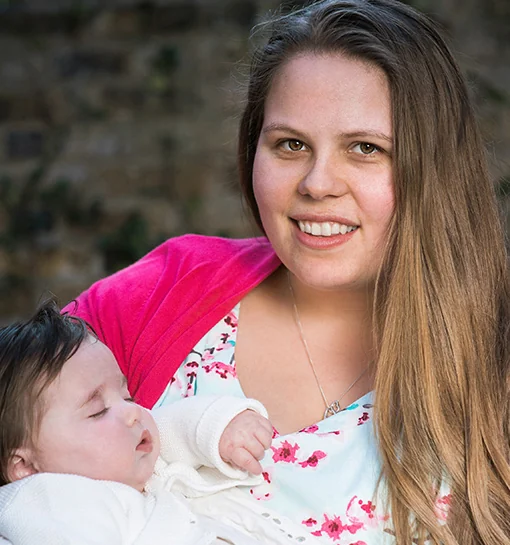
[261,123,308,140]
[261,123,392,144]
[341,130,392,143]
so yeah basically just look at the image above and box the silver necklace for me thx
[287,271,368,419]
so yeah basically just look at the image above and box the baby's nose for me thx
[125,401,142,426]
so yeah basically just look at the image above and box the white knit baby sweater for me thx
[0,396,318,545]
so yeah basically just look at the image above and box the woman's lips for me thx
[293,219,358,249]
[136,429,153,453]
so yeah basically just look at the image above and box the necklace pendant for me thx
[324,400,343,419]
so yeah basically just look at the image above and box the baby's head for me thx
[0,300,160,492]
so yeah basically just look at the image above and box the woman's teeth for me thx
[297,221,358,237]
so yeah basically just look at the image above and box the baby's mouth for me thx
[136,429,153,453]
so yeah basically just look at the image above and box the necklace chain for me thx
[287,271,368,419]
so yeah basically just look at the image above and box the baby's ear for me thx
[7,449,38,482]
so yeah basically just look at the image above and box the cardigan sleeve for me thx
[152,395,269,479]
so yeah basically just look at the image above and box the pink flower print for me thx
[357,412,370,426]
[272,427,280,439]
[434,493,451,522]
[356,499,373,516]
[171,375,185,393]
[299,424,343,438]
[320,514,345,540]
[250,487,272,500]
[298,450,327,468]
[203,361,237,379]
[271,440,300,463]
[315,429,343,439]
[185,382,194,396]
[301,424,319,434]
[344,521,364,535]
[302,517,317,527]
[185,361,199,368]
[348,542,367,545]
[346,496,389,529]
[310,512,364,539]
[202,349,216,362]
[225,312,238,329]
[186,371,197,391]
[250,468,273,500]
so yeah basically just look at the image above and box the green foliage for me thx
[149,45,180,95]
[98,212,160,274]
[0,168,101,252]
[0,161,103,305]
[152,45,180,74]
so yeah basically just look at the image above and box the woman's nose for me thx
[298,155,348,200]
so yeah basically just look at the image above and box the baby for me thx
[0,301,315,545]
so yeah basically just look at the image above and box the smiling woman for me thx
[59,1,510,544]
[253,54,394,290]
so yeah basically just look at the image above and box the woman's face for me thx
[253,53,394,292]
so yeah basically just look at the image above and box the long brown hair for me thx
[237,0,510,543]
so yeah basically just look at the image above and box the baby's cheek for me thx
[147,416,161,458]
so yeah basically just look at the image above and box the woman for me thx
[65,0,510,543]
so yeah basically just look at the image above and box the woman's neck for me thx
[277,266,374,321]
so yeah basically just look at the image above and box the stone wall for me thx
[0,0,509,323]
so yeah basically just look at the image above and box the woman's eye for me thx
[281,139,306,152]
[89,407,109,419]
[353,142,379,155]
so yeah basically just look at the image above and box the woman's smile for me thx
[253,53,394,291]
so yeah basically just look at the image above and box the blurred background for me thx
[0,0,509,323]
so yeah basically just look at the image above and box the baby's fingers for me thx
[254,421,273,450]
[230,447,263,475]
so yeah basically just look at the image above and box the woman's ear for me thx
[7,449,39,482]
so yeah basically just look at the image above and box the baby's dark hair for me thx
[0,299,92,485]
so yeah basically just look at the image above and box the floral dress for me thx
[154,304,450,544]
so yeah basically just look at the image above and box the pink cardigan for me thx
[64,235,281,408]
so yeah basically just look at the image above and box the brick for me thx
[137,2,199,33]
[57,49,127,78]
[6,129,44,159]
[0,94,49,123]
[223,0,257,27]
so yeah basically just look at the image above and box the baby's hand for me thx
[219,410,273,475]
